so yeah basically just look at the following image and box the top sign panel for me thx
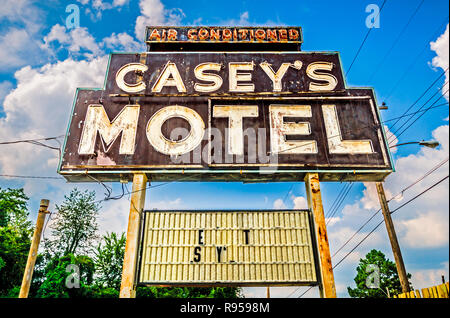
[145,26,303,44]
[58,52,394,183]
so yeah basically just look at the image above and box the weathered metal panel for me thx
[137,210,318,286]
[58,52,393,182]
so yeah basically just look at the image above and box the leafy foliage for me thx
[0,226,31,295]
[0,188,32,296]
[44,188,100,257]
[0,187,242,298]
[0,187,31,232]
[347,249,412,298]
[94,232,126,289]
[36,253,95,298]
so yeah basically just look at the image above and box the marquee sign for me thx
[137,210,318,286]
[58,52,393,182]
[146,26,303,44]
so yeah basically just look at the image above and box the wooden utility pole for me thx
[375,182,410,293]
[19,199,50,298]
[304,173,336,298]
[120,173,148,298]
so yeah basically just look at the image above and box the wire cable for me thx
[345,0,387,76]
[332,174,448,270]
[367,0,425,82]
[289,157,448,298]
[0,135,64,145]
[389,87,449,143]
[326,183,355,226]
[384,16,449,102]
[0,174,64,180]
[387,71,448,136]
[331,156,448,259]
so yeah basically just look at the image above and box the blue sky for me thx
[0,0,448,298]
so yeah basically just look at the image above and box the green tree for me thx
[0,187,32,296]
[348,249,411,298]
[0,187,31,232]
[44,188,100,257]
[0,226,31,296]
[94,232,126,289]
[36,253,95,298]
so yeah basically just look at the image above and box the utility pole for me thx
[375,182,410,293]
[120,174,148,298]
[305,173,337,298]
[19,199,50,298]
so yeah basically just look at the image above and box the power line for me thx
[326,183,355,226]
[383,16,449,102]
[93,173,202,205]
[387,71,448,136]
[325,183,349,218]
[0,174,64,180]
[0,135,64,145]
[325,183,353,220]
[289,157,449,298]
[389,87,449,143]
[332,174,449,270]
[296,173,448,298]
[382,102,449,124]
[367,0,425,82]
[331,156,448,259]
[345,0,388,76]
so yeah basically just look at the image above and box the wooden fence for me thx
[393,282,449,298]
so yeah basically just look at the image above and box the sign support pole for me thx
[375,181,410,293]
[19,199,50,298]
[120,173,148,298]
[304,173,336,298]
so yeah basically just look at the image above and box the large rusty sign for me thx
[58,52,393,182]
[137,210,318,286]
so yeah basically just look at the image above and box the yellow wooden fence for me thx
[393,282,449,298]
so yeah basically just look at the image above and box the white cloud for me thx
[410,262,449,291]
[135,0,185,40]
[0,0,43,33]
[0,57,108,179]
[77,0,129,11]
[42,24,102,59]
[0,28,36,71]
[430,24,449,101]
[97,195,184,236]
[103,32,144,52]
[399,210,448,248]
[0,81,13,107]
[0,1,45,71]
[238,12,250,25]
[273,198,286,209]
[292,195,308,209]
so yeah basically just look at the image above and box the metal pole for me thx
[19,199,50,298]
[375,182,410,293]
[120,173,148,298]
[304,173,337,298]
